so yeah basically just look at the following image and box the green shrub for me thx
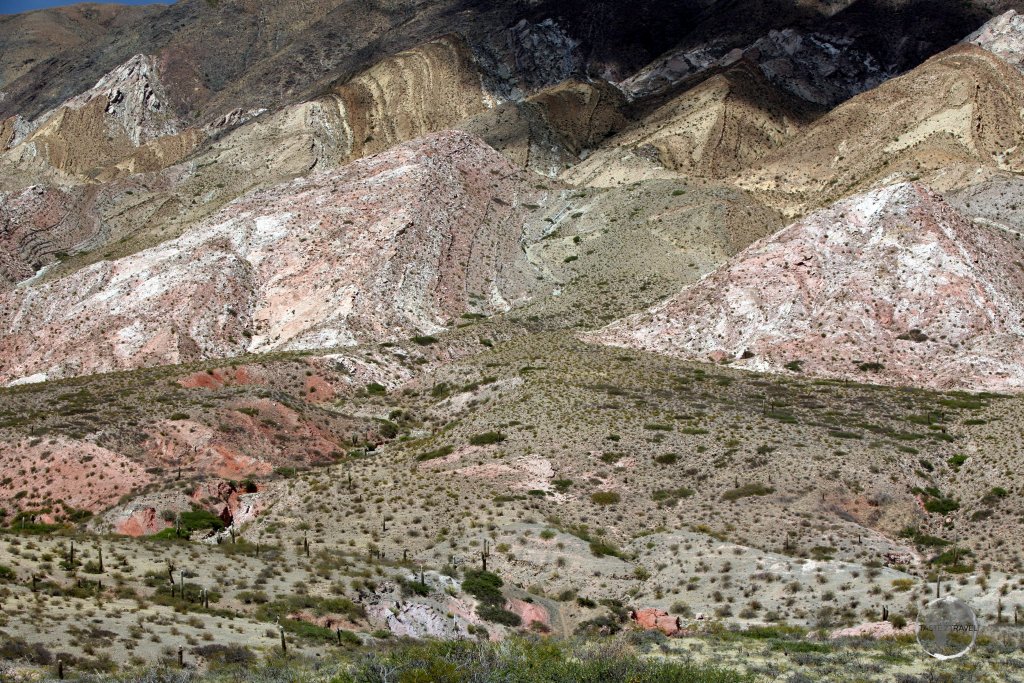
[651,488,694,506]
[477,605,522,626]
[924,496,959,514]
[416,445,454,462]
[588,540,623,558]
[721,483,774,501]
[461,570,504,607]
[590,491,620,505]
[411,335,438,346]
[339,637,753,682]
[942,454,966,471]
[470,431,505,446]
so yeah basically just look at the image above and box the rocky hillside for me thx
[735,41,1024,214]
[4,2,1024,678]
[587,182,1024,391]
[564,59,821,186]
[0,131,549,384]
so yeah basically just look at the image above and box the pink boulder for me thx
[630,608,682,636]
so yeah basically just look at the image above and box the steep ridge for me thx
[735,43,1024,214]
[2,54,197,179]
[0,36,628,285]
[965,8,1024,70]
[563,60,820,187]
[0,37,499,285]
[0,0,711,128]
[0,131,551,384]
[586,183,1024,392]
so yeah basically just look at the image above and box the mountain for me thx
[586,182,1024,391]
[563,59,821,186]
[3,2,1024,678]
[0,130,549,384]
[735,40,1024,214]
[0,2,159,89]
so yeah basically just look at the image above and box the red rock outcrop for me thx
[587,182,1024,392]
[506,599,550,629]
[630,608,682,636]
[114,507,169,537]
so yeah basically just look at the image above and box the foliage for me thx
[469,431,505,446]
[721,483,774,501]
[590,491,621,505]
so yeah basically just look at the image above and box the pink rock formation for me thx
[966,10,1024,71]
[0,185,95,288]
[114,507,169,537]
[0,130,547,384]
[0,437,151,516]
[587,182,1024,392]
[506,599,550,628]
[630,608,682,636]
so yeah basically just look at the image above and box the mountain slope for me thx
[564,59,820,186]
[0,131,551,384]
[586,182,1024,392]
[0,2,159,89]
[736,43,1024,214]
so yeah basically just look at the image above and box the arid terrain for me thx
[1,0,1024,681]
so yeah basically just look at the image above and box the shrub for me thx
[589,540,623,558]
[343,637,751,682]
[653,453,678,465]
[470,431,505,446]
[590,491,620,506]
[652,488,694,506]
[462,570,504,607]
[924,496,959,514]
[416,445,454,462]
[411,335,438,346]
[477,605,522,626]
[721,483,774,501]
[191,644,254,665]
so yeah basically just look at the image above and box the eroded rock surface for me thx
[588,182,1024,392]
[0,130,549,384]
